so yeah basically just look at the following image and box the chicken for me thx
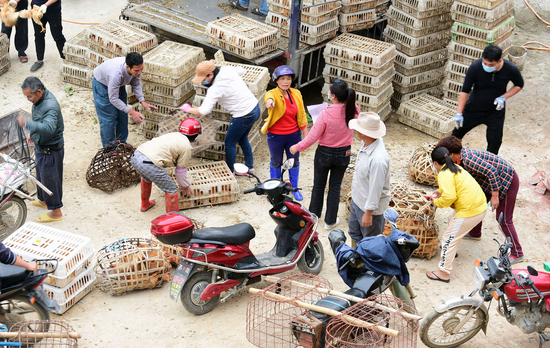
[0,0,45,33]
[19,5,45,33]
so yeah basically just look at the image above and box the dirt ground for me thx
[1,0,550,347]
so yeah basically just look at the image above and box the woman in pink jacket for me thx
[290,79,359,229]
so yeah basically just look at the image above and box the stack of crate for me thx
[206,14,280,60]
[442,0,515,106]
[383,0,454,109]
[322,33,396,121]
[59,20,157,90]
[191,62,269,162]
[139,41,205,139]
[265,0,340,45]
[396,94,456,138]
[338,0,376,33]
[0,33,9,77]
[3,222,96,314]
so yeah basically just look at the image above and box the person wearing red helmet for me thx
[130,118,201,213]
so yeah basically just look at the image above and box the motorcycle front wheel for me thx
[420,304,487,348]
[0,196,27,241]
[181,271,220,315]
[297,240,324,275]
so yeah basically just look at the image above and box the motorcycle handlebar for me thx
[243,188,256,194]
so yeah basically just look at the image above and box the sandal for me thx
[251,7,268,16]
[426,271,450,283]
[19,55,28,63]
[228,0,248,11]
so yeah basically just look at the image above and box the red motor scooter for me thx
[150,159,324,315]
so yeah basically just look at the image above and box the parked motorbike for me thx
[420,218,550,348]
[0,259,59,330]
[290,208,420,348]
[150,159,324,315]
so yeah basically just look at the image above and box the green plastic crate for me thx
[451,16,515,49]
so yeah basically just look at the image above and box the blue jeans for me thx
[239,0,269,14]
[225,104,261,172]
[267,130,301,169]
[93,77,129,147]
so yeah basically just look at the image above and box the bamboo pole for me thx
[249,288,399,337]
[0,332,81,339]
[264,276,422,321]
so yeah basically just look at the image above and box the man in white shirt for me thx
[181,61,260,173]
[347,112,391,243]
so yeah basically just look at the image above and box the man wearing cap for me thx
[93,52,158,147]
[181,61,260,173]
[347,112,391,243]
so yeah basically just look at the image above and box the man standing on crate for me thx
[347,112,391,244]
[17,76,64,223]
[180,60,261,174]
[452,45,524,155]
[93,52,158,148]
[130,118,201,213]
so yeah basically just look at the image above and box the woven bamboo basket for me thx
[94,238,171,295]
[408,142,438,186]
[384,218,439,259]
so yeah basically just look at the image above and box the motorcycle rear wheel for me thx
[297,240,324,275]
[420,304,487,348]
[1,295,50,328]
[181,271,220,315]
[0,196,27,241]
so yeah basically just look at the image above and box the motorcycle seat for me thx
[192,223,256,245]
[0,264,28,290]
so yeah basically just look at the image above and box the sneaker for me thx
[509,255,525,265]
[30,61,44,72]
[462,234,481,241]
[324,217,340,230]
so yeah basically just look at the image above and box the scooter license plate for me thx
[169,261,195,302]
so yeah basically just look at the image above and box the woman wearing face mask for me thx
[182,61,260,174]
[262,65,309,201]
[426,146,488,283]
[289,79,359,229]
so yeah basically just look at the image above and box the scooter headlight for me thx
[473,266,490,291]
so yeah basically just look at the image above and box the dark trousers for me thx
[32,5,66,61]
[348,200,385,243]
[267,130,301,168]
[452,103,505,155]
[35,146,64,210]
[309,145,350,225]
[1,0,28,57]
[468,172,523,257]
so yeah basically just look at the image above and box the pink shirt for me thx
[295,103,359,152]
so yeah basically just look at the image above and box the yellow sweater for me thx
[434,165,488,218]
[261,87,308,134]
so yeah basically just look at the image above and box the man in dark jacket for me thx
[17,76,64,222]
[0,241,37,291]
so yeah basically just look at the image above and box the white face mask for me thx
[327,89,332,101]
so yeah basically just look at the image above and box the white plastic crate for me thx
[195,130,261,162]
[383,26,451,56]
[142,76,195,107]
[323,64,395,88]
[341,0,375,13]
[378,102,392,122]
[266,0,341,15]
[324,33,396,71]
[451,0,514,30]
[125,20,153,33]
[194,63,269,97]
[390,85,443,108]
[451,16,515,49]
[393,67,445,94]
[445,60,469,84]
[193,92,267,122]
[0,53,10,76]
[443,97,459,107]
[266,12,338,45]
[142,41,205,87]
[3,222,95,288]
[63,32,89,66]
[59,61,93,89]
[392,0,454,18]
[338,9,376,33]
[85,20,158,58]
[323,73,393,96]
[267,5,341,25]
[43,268,96,314]
[387,6,453,37]
[394,48,448,76]
[455,0,509,10]
[0,33,8,56]
[448,36,512,66]
[206,14,280,60]
[322,82,393,108]
[85,49,109,70]
[443,78,463,94]
[397,94,456,138]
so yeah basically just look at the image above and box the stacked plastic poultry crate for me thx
[206,13,280,60]
[442,0,515,106]
[384,0,454,109]
[139,41,205,139]
[3,222,96,314]
[191,62,269,162]
[396,94,456,138]
[59,20,157,90]
[322,33,396,121]
[338,0,376,33]
[265,0,340,45]
[0,33,9,77]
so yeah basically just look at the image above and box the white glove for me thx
[8,0,18,7]
[494,96,506,111]
[454,113,463,129]
[39,4,47,13]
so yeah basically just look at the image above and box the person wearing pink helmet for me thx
[130,118,201,213]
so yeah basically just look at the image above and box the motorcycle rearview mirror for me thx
[383,208,399,229]
[234,163,261,183]
[280,158,294,181]
[527,266,538,277]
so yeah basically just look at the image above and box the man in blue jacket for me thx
[17,76,64,222]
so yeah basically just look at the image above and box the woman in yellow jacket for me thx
[426,146,488,283]
[263,65,308,201]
